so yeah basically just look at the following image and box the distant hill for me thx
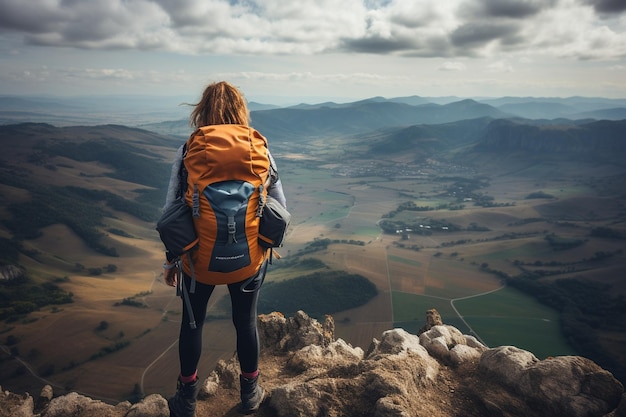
[287,95,462,109]
[6,117,623,256]
[248,99,511,141]
[568,107,626,120]
[133,100,626,165]
[140,118,192,138]
[248,101,281,111]
[496,102,626,121]
[0,123,179,255]
[0,95,191,126]
[496,102,578,119]
[142,98,509,139]
[479,96,626,120]
[352,117,626,163]
[388,95,455,105]
[2,94,624,131]
[0,96,83,113]
[363,117,493,159]
[476,119,626,159]
[478,96,626,109]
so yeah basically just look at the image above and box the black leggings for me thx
[178,263,266,377]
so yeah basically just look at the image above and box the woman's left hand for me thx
[164,261,179,287]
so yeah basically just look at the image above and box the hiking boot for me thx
[168,377,200,417]
[239,374,265,414]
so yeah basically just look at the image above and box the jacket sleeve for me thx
[163,144,185,212]
[267,150,287,208]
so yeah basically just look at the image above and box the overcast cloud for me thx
[0,0,625,101]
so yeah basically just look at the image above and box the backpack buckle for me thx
[227,217,237,243]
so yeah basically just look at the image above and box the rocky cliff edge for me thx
[1,310,624,417]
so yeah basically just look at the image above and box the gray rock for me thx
[41,392,124,417]
[374,396,412,417]
[5,392,34,417]
[259,310,328,353]
[449,343,482,366]
[480,345,539,387]
[288,338,364,373]
[481,347,624,417]
[419,325,470,363]
[464,334,487,351]
[368,328,430,360]
[35,385,53,411]
[613,393,626,417]
[270,379,342,417]
[125,394,167,417]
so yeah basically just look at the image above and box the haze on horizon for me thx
[1,0,626,105]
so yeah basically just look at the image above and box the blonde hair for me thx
[189,81,250,128]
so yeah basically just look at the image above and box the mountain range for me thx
[2,94,626,133]
[2,94,625,166]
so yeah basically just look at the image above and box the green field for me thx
[282,166,336,185]
[391,293,463,333]
[391,286,575,358]
[353,226,381,238]
[388,255,423,267]
[392,292,454,321]
[454,286,576,358]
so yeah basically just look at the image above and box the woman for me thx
[162,81,286,416]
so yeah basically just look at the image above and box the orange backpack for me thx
[181,124,270,285]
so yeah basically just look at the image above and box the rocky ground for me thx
[1,310,625,417]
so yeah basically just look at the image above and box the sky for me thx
[1,0,625,105]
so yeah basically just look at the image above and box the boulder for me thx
[288,338,364,374]
[41,392,127,417]
[480,347,624,417]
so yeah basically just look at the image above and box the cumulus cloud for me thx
[459,0,558,19]
[585,0,626,14]
[486,60,514,73]
[0,0,624,60]
[438,61,467,71]
[0,0,172,50]
[218,70,407,88]
[450,22,521,49]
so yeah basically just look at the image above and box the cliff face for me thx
[1,310,624,417]
[478,119,626,155]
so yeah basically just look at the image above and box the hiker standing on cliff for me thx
[161,81,287,416]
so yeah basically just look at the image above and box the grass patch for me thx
[0,275,73,322]
[263,258,329,283]
[285,166,335,185]
[472,241,550,262]
[354,226,381,238]
[392,292,456,321]
[258,270,378,320]
[466,316,575,358]
[455,286,575,357]
[454,286,555,319]
[317,206,351,222]
[388,255,423,267]
[392,292,466,334]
